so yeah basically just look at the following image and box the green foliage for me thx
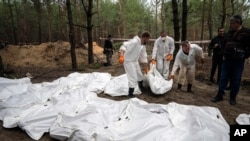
[89,62,102,69]
[78,62,86,71]
[113,42,123,51]
[95,0,154,38]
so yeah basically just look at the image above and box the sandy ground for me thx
[0,42,250,141]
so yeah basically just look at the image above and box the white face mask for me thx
[161,37,166,42]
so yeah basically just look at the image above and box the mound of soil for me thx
[0,41,108,69]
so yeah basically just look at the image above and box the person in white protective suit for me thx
[151,31,175,79]
[170,40,204,93]
[119,32,150,98]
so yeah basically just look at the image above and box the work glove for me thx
[119,55,124,64]
[151,59,156,65]
[166,54,173,61]
[145,66,149,74]
[169,75,175,80]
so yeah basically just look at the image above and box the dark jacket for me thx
[209,35,225,59]
[104,39,113,54]
[223,27,250,60]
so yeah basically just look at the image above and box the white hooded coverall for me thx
[171,43,204,85]
[120,36,148,88]
[152,36,175,79]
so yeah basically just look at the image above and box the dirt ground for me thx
[0,42,250,141]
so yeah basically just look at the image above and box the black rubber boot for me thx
[128,88,135,98]
[176,83,182,92]
[138,81,144,92]
[187,84,194,93]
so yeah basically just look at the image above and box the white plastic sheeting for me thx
[148,65,173,94]
[0,72,229,141]
[104,74,141,96]
[0,77,31,101]
[236,114,250,125]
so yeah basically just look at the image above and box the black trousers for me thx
[210,56,223,83]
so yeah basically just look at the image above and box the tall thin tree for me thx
[66,0,77,69]
[8,0,18,44]
[181,0,187,41]
[31,0,42,44]
[152,0,161,37]
[207,0,213,40]
[118,0,125,38]
[81,0,94,64]
[45,0,52,42]
[221,0,226,28]
[160,0,167,31]
[207,0,213,56]
[171,0,180,55]
[200,0,206,48]
[231,0,235,15]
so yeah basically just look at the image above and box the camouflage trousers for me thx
[106,51,113,65]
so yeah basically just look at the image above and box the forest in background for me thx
[1,0,250,45]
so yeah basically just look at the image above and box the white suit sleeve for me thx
[169,37,175,54]
[151,39,158,59]
[120,41,129,51]
[194,44,204,59]
[140,45,148,63]
[171,51,181,75]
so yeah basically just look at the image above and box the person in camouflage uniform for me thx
[103,35,114,66]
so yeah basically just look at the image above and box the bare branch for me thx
[73,24,87,29]
[81,0,88,12]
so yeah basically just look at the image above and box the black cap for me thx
[108,35,111,38]
[230,15,242,25]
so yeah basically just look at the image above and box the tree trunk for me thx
[66,0,77,69]
[181,0,187,41]
[22,0,29,43]
[200,0,206,48]
[81,0,94,64]
[45,0,52,42]
[231,0,235,15]
[207,0,213,56]
[32,0,42,44]
[160,0,166,32]
[8,0,18,44]
[155,0,158,37]
[171,0,180,56]
[221,0,226,28]
[207,0,213,40]
[87,3,94,64]
[0,56,4,77]
[96,0,101,41]
[118,0,125,38]
[152,0,160,38]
